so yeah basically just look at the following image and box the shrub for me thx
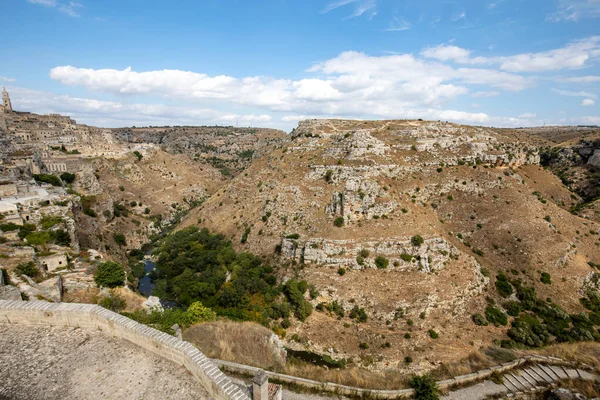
[133,151,143,161]
[495,272,514,298]
[356,256,365,266]
[472,313,488,326]
[144,207,151,214]
[182,301,216,325]
[540,272,552,285]
[359,342,369,349]
[325,170,333,182]
[333,217,344,227]
[338,267,346,276]
[113,233,127,246]
[472,248,484,257]
[400,253,413,262]
[359,249,370,258]
[285,233,300,239]
[16,261,39,278]
[485,304,508,327]
[130,201,137,208]
[41,215,63,229]
[94,261,125,288]
[349,305,368,322]
[404,356,413,364]
[25,231,52,245]
[33,174,62,186]
[84,208,97,218]
[411,235,424,247]
[375,256,389,269]
[60,172,76,184]
[428,329,439,339]
[409,374,439,400]
[98,291,126,312]
[119,186,125,191]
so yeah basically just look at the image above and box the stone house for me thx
[38,253,68,273]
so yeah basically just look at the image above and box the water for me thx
[286,349,346,369]
[138,257,156,297]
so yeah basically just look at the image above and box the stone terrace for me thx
[0,324,210,400]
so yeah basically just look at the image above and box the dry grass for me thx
[527,342,600,371]
[284,363,409,390]
[183,320,286,371]
[62,287,100,304]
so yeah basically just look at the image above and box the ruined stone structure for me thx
[1,87,12,113]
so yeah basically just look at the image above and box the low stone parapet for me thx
[0,300,250,400]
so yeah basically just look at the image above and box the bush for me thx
[182,301,216,325]
[16,261,39,278]
[409,374,439,400]
[540,272,552,285]
[485,304,508,327]
[411,235,424,247]
[333,217,344,227]
[60,172,76,184]
[356,256,365,265]
[375,256,389,269]
[400,253,413,262]
[359,249,370,258]
[428,329,439,339]
[337,267,346,276]
[25,231,52,245]
[41,215,63,229]
[495,272,514,298]
[472,313,488,326]
[285,233,300,239]
[144,207,151,214]
[33,174,62,186]
[130,201,137,208]
[94,261,125,288]
[98,291,126,312]
[349,305,368,322]
[133,151,143,161]
[359,342,369,349]
[113,233,127,246]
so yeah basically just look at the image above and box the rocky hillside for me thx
[111,126,288,176]
[181,119,600,372]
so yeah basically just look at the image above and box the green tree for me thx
[411,235,424,247]
[60,172,76,184]
[375,256,389,269]
[94,261,125,288]
[409,374,439,400]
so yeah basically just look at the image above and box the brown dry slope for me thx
[182,119,600,374]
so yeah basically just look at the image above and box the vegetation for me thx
[123,301,216,334]
[16,261,39,278]
[113,233,127,246]
[333,216,344,227]
[151,226,313,326]
[495,272,514,298]
[94,261,126,288]
[374,255,389,269]
[409,374,439,400]
[41,215,63,230]
[33,174,62,186]
[411,235,424,247]
[60,172,76,184]
[133,150,143,161]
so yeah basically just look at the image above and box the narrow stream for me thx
[138,257,155,297]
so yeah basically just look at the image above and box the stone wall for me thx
[0,300,250,400]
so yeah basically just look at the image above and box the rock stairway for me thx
[501,364,596,396]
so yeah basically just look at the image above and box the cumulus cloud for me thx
[471,91,500,98]
[421,36,600,72]
[581,98,596,106]
[6,86,276,128]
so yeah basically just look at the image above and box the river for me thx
[137,257,156,297]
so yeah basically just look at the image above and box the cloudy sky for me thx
[1,0,599,131]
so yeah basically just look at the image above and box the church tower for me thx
[2,87,13,113]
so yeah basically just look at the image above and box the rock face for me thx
[142,296,164,312]
[183,119,600,371]
[588,149,600,168]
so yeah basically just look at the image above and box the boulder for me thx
[142,296,164,312]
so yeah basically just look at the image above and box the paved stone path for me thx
[443,363,598,400]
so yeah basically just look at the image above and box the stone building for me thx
[2,87,12,113]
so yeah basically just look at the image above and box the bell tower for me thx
[2,87,12,113]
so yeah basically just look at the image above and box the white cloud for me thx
[452,12,466,21]
[581,98,596,106]
[547,0,600,22]
[58,1,83,17]
[421,36,600,72]
[27,0,56,6]
[471,91,500,98]
[518,113,537,118]
[6,86,276,128]
[321,0,376,19]
[563,75,600,83]
[385,17,411,31]
[552,88,597,98]
[578,116,600,124]
[0,76,16,83]
[421,45,472,63]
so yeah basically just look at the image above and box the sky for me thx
[1,0,599,131]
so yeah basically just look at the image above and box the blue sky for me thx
[1,0,599,130]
